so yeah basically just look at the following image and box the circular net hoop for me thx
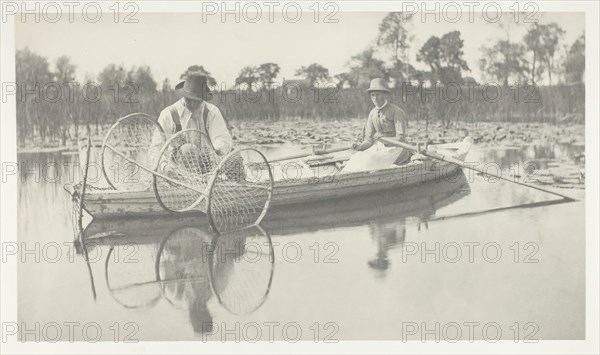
[101,113,165,191]
[152,129,220,213]
[104,243,162,309]
[206,148,274,234]
[155,226,214,310]
[209,225,274,315]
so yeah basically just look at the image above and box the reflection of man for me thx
[159,228,216,334]
[368,220,407,270]
[352,78,410,165]
[158,227,252,334]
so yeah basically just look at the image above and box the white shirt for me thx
[155,98,233,155]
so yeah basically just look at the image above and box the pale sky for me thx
[15,11,585,87]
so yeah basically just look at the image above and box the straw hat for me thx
[366,78,391,94]
[175,73,211,100]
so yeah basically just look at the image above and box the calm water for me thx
[17,143,585,341]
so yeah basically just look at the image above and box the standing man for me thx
[158,73,232,156]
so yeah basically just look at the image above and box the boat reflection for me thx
[99,224,274,334]
[362,175,469,272]
[262,170,470,235]
[78,171,470,324]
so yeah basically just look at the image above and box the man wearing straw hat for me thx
[344,78,410,172]
[157,73,233,157]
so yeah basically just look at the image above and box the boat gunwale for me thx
[74,140,470,200]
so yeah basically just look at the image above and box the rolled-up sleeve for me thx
[207,106,233,155]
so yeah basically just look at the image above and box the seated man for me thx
[159,73,232,152]
[343,78,410,172]
[152,73,238,176]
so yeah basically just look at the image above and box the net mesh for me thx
[210,225,274,315]
[206,148,273,233]
[153,129,220,212]
[101,113,165,191]
[99,115,274,230]
[104,243,162,309]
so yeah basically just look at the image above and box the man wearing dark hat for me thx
[157,73,232,156]
[352,78,409,165]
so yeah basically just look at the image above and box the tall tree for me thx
[98,64,126,90]
[524,24,544,83]
[126,65,158,95]
[15,48,53,143]
[295,63,330,86]
[417,36,442,73]
[54,56,76,82]
[417,31,469,85]
[53,56,77,144]
[346,47,388,88]
[524,23,565,85]
[479,40,529,85]
[256,63,280,86]
[333,72,355,88]
[439,31,469,72]
[563,34,585,83]
[377,12,414,80]
[98,64,127,118]
[417,36,442,83]
[235,66,260,88]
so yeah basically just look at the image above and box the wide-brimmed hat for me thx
[175,73,211,100]
[366,78,391,94]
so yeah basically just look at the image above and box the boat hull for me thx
[66,140,471,219]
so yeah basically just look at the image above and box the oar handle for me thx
[269,144,353,163]
[379,137,576,202]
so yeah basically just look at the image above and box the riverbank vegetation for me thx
[15,13,585,149]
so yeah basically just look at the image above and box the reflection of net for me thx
[102,113,165,191]
[210,225,274,315]
[155,227,214,310]
[153,130,219,212]
[104,243,162,309]
[207,149,273,233]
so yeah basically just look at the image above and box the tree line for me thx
[15,13,585,147]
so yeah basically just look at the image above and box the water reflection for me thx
[17,141,585,340]
[96,224,274,334]
[362,176,467,272]
[470,142,585,169]
[367,221,406,270]
[263,171,470,234]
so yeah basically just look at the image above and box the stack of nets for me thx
[100,113,274,233]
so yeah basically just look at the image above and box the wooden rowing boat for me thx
[80,171,470,244]
[64,138,471,220]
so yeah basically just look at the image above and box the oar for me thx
[267,144,353,163]
[379,137,576,202]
